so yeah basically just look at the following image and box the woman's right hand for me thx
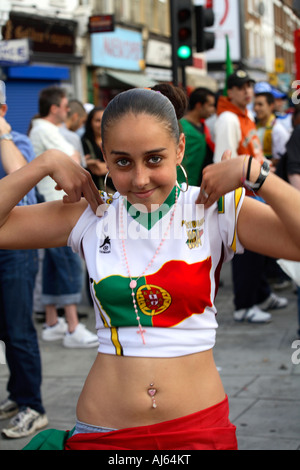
[42,149,104,213]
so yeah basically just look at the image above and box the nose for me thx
[132,165,150,189]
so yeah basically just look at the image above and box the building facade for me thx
[243,0,300,91]
[1,0,300,133]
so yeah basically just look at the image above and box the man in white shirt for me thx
[254,82,290,164]
[29,86,98,349]
[59,99,87,168]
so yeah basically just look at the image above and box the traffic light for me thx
[195,6,215,53]
[170,0,194,67]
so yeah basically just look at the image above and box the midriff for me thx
[76,349,226,429]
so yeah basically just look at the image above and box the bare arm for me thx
[0,149,103,250]
[0,117,27,173]
[288,174,300,191]
[198,155,300,261]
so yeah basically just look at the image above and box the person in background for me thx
[254,82,290,167]
[0,80,48,438]
[178,87,215,186]
[214,70,288,323]
[273,87,293,134]
[60,99,87,168]
[29,86,98,349]
[81,106,107,190]
[282,104,300,336]
[254,82,291,291]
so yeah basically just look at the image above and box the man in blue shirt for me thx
[0,80,48,438]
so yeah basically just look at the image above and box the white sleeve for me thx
[272,122,290,160]
[214,112,241,163]
[218,188,245,262]
[68,205,97,258]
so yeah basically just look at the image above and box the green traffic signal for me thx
[177,45,192,60]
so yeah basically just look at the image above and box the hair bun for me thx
[151,84,188,120]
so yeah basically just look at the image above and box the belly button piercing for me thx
[148,384,157,409]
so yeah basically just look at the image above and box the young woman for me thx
[81,106,107,190]
[1,85,300,450]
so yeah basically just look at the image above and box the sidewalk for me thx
[0,262,299,450]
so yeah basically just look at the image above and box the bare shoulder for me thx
[0,198,90,250]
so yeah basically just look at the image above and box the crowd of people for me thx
[0,73,299,449]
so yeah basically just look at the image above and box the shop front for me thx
[89,26,157,107]
[1,12,81,135]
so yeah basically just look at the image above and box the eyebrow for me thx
[111,148,167,156]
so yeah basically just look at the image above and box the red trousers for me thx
[65,396,238,451]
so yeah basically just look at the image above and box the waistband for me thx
[65,396,238,451]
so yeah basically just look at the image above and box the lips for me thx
[132,188,156,199]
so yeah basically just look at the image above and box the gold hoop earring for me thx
[176,164,189,193]
[104,172,120,200]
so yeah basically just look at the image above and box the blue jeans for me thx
[42,246,82,306]
[0,249,45,414]
[72,420,117,436]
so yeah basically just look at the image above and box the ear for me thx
[176,133,185,165]
[0,104,8,117]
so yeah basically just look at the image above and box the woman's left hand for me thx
[196,151,244,207]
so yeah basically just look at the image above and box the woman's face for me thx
[102,113,185,210]
[91,110,104,137]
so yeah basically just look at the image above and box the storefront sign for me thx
[2,12,77,55]
[89,15,115,34]
[0,38,31,66]
[146,39,172,68]
[91,27,143,71]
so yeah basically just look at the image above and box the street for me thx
[0,261,299,451]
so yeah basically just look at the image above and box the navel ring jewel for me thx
[148,384,157,409]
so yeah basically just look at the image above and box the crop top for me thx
[68,186,245,358]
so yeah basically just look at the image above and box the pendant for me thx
[130,280,137,289]
[148,387,157,409]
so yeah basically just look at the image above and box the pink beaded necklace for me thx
[120,187,179,345]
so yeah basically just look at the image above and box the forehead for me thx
[104,113,173,148]
[254,95,268,104]
[106,112,169,134]
[92,110,104,119]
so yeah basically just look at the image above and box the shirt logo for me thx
[99,236,111,254]
[136,285,172,316]
[182,218,204,250]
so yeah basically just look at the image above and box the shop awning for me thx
[104,70,158,88]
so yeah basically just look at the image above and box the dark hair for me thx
[82,106,105,142]
[188,87,215,110]
[101,84,188,149]
[38,86,67,117]
[68,99,86,118]
[255,92,275,106]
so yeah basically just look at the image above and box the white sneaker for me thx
[234,306,272,323]
[0,398,18,420]
[1,407,48,439]
[42,317,68,341]
[63,323,99,349]
[257,293,288,311]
